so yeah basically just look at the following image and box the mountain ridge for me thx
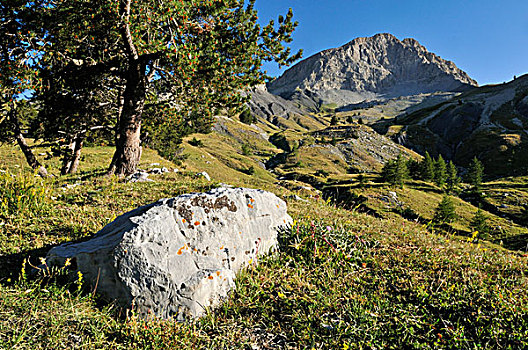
[268,33,477,106]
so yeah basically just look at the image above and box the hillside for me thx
[1,141,528,348]
[380,74,528,176]
[267,33,477,107]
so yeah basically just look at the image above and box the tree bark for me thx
[12,113,49,178]
[106,0,147,177]
[61,134,84,175]
[106,60,147,176]
[67,135,83,174]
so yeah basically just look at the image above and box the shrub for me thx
[239,108,255,125]
[241,143,252,156]
[315,169,329,178]
[188,137,204,147]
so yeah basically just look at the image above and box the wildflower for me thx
[77,271,83,292]
[278,291,286,299]
[326,226,332,232]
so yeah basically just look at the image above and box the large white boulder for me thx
[46,187,291,320]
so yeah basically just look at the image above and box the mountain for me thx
[267,33,477,106]
[383,74,528,176]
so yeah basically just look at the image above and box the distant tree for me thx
[357,173,366,188]
[357,117,364,125]
[346,115,354,124]
[470,207,489,240]
[465,157,484,190]
[434,155,447,187]
[330,115,338,125]
[0,4,49,177]
[239,108,256,125]
[445,161,460,194]
[188,137,204,147]
[407,158,421,180]
[420,151,435,182]
[330,136,337,146]
[381,159,396,183]
[381,154,408,187]
[433,195,457,224]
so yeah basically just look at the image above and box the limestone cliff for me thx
[268,33,477,106]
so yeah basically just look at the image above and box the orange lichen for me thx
[194,221,200,226]
[182,219,186,223]
[248,204,253,209]
[208,275,214,280]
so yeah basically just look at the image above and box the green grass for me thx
[2,142,528,349]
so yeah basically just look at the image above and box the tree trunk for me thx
[106,0,147,177]
[67,135,83,174]
[12,114,49,178]
[60,139,75,175]
[61,134,84,175]
[106,60,147,177]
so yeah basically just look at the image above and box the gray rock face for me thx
[268,33,477,106]
[247,84,307,121]
[392,74,528,177]
[46,187,292,320]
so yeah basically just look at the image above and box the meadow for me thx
[1,142,527,349]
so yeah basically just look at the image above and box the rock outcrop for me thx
[268,33,477,106]
[389,74,528,176]
[46,187,292,320]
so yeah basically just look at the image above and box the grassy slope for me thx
[1,137,528,349]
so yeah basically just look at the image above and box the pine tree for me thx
[421,151,435,181]
[470,207,489,240]
[433,195,457,223]
[466,157,484,190]
[28,0,302,176]
[330,115,338,125]
[445,161,460,194]
[434,155,447,187]
[406,158,421,180]
[381,159,397,184]
[381,155,408,187]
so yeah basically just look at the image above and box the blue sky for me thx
[254,0,528,85]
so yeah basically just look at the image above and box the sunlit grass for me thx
[1,142,528,349]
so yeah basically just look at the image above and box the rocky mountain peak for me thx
[268,33,478,106]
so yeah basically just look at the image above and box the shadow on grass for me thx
[0,224,94,285]
[495,234,528,252]
[0,244,56,284]
[60,168,109,184]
